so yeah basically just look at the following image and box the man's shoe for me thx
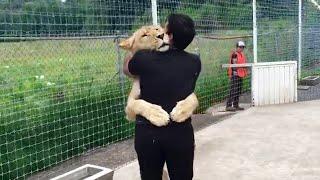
[234,106,245,111]
[226,107,236,111]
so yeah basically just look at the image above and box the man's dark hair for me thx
[166,13,196,50]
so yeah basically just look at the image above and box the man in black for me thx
[123,14,201,180]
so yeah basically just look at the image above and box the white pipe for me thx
[151,0,158,25]
[253,0,258,63]
[298,0,302,80]
[251,0,258,107]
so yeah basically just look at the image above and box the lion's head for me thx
[119,25,170,53]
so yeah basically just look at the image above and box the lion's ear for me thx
[119,36,135,49]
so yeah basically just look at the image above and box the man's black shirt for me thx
[128,48,201,124]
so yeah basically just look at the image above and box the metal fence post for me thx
[253,0,258,63]
[298,0,303,80]
[251,0,258,107]
[151,0,158,25]
[195,36,201,57]
[115,36,126,106]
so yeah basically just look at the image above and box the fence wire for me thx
[256,0,299,63]
[0,0,318,179]
[299,0,320,101]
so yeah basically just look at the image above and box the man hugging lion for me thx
[120,13,201,180]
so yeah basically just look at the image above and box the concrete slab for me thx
[298,85,311,90]
[114,100,320,180]
[299,76,320,86]
[298,83,320,101]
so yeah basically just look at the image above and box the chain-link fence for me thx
[299,0,320,101]
[0,0,319,179]
[255,0,320,101]
[256,0,299,63]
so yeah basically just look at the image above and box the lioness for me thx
[119,25,199,126]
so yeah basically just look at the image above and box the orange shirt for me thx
[228,51,248,78]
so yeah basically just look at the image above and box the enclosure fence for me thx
[0,0,319,179]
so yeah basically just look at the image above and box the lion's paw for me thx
[170,100,193,123]
[142,104,170,127]
[125,106,136,121]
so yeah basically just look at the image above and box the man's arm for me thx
[170,56,201,123]
[123,51,145,77]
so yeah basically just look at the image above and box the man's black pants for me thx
[134,121,195,180]
[227,75,243,107]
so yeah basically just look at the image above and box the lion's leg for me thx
[170,93,199,123]
[162,164,169,180]
[125,80,141,121]
[125,100,136,121]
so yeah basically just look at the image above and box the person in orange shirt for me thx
[226,41,248,111]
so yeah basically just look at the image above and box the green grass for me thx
[0,39,134,179]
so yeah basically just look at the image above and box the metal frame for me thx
[50,164,114,180]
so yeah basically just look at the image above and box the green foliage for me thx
[0,0,301,37]
[0,39,133,179]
